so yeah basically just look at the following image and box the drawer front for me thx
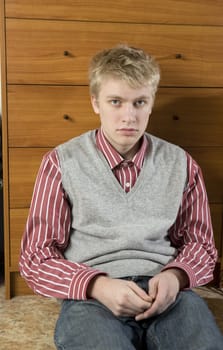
[9,147,223,208]
[8,85,100,147]
[9,148,51,208]
[149,88,223,147]
[210,204,223,259]
[8,85,223,148]
[10,208,29,269]
[6,19,223,87]
[9,204,222,272]
[6,0,223,26]
[10,272,34,296]
[186,148,223,204]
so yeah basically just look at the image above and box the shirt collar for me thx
[96,127,148,170]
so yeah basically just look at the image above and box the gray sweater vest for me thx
[57,131,187,277]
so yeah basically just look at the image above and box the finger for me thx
[125,301,153,316]
[148,277,158,300]
[128,281,153,302]
[128,293,153,314]
[136,287,177,320]
[124,283,153,314]
[135,299,163,320]
[136,280,168,320]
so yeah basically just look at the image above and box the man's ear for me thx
[91,95,99,114]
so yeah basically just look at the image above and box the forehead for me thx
[98,77,152,99]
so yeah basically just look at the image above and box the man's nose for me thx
[122,104,136,122]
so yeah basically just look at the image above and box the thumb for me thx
[148,277,158,300]
[129,282,153,302]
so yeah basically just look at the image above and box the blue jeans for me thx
[54,276,223,349]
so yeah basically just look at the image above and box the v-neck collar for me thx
[95,128,148,171]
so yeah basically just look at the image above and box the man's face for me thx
[91,77,154,159]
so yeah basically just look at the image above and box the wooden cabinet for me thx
[1,0,223,298]
[6,19,223,87]
[5,0,223,25]
[7,85,99,147]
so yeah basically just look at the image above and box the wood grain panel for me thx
[147,88,223,147]
[5,0,223,26]
[10,208,29,268]
[6,19,223,87]
[9,147,223,208]
[9,148,51,208]
[8,85,100,147]
[210,204,223,258]
[8,204,223,280]
[10,272,33,296]
[186,148,223,204]
[8,85,223,148]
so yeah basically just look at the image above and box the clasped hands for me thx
[88,268,188,321]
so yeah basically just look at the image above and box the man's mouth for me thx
[117,128,138,136]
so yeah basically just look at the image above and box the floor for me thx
[0,275,223,350]
[0,284,60,349]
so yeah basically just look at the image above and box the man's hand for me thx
[135,268,189,321]
[88,276,153,317]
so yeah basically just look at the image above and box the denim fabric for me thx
[54,276,223,350]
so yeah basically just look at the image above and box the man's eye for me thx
[134,100,146,107]
[110,99,121,106]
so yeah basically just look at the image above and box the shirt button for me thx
[126,182,130,188]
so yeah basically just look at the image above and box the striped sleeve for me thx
[19,149,105,300]
[164,152,218,288]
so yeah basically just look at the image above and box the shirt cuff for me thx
[68,268,107,300]
[162,261,197,289]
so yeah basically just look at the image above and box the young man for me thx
[20,45,223,349]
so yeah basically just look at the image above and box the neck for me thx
[120,142,141,160]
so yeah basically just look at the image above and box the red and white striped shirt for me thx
[19,129,217,299]
[96,128,148,192]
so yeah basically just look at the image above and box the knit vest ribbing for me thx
[56,131,187,278]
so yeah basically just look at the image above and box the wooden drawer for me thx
[6,19,223,87]
[8,85,223,148]
[9,148,51,208]
[186,148,223,204]
[10,208,29,269]
[210,204,223,259]
[8,85,100,147]
[9,204,222,274]
[9,147,223,208]
[10,272,33,296]
[149,88,223,147]
[6,0,223,26]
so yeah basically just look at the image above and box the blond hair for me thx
[89,45,160,97]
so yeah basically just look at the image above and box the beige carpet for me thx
[0,284,60,349]
[0,283,222,350]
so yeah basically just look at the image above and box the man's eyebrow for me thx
[106,95,150,99]
[135,95,151,100]
[106,95,122,99]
